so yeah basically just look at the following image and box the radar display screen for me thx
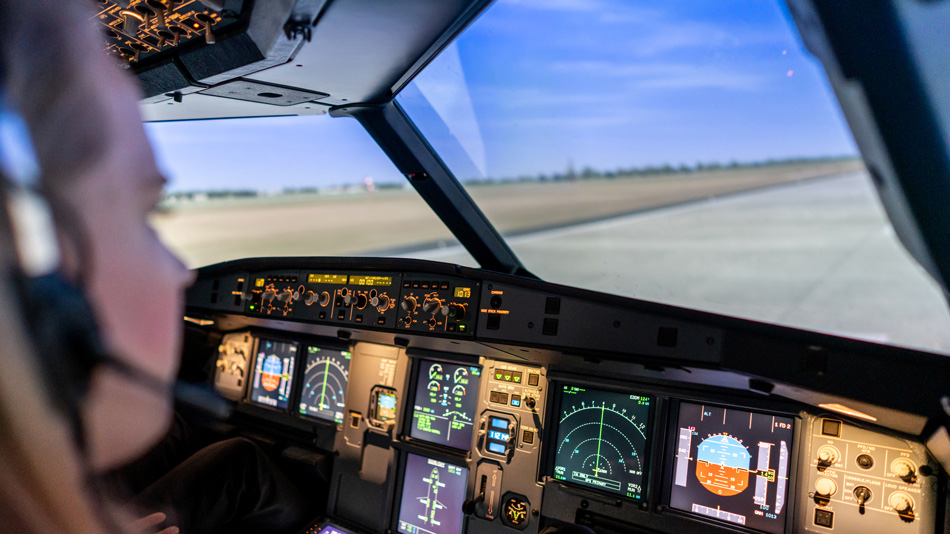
[551,385,653,500]
[248,339,297,410]
[410,360,481,451]
[297,346,351,423]
[397,453,468,534]
[670,402,793,534]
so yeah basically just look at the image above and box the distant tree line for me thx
[161,156,858,204]
[460,155,859,186]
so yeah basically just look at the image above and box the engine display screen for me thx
[397,453,468,534]
[410,360,481,451]
[551,385,653,500]
[670,402,794,534]
[248,338,297,410]
[297,346,351,423]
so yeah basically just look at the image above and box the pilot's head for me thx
[1,0,193,471]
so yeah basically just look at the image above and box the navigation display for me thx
[410,360,481,450]
[297,346,351,423]
[397,453,468,534]
[248,338,297,410]
[551,385,653,500]
[670,402,793,534]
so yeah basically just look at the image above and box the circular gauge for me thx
[428,380,441,392]
[452,385,466,397]
[453,367,468,383]
[298,348,351,423]
[552,387,651,499]
[428,363,444,379]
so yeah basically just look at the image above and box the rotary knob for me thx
[276,291,293,303]
[817,446,839,469]
[891,458,917,483]
[422,299,441,314]
[401,296,417,312]
[888,492,915,520]
[262,290,277,303]
[304,291,315,306]
[344,292,357,306]
[814,477,837,504]
[374,294,390,311]
[318,291,331,307]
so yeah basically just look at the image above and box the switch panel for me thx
[800,417,939,533]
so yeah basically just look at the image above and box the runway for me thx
[407,172,950,355]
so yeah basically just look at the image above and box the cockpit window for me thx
[396,0,950,354]
[147,115,476,267]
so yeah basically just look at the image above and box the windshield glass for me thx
[146,115,474,267]
[396,0,950,354]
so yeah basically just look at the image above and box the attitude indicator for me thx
[551,385,653,500]
[298,347,351,423]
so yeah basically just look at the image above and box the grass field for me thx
[152,160,864,267]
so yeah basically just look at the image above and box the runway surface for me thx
[407,171,950,355]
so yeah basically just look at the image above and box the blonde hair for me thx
[0,190,113,532]
[0,0,139,531]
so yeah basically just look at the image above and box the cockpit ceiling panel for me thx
[139,0,487,121]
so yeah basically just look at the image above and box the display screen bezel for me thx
[246,336,300,412]
[405,357,482,452]
[544,381,656,502]
[662,398,799,534]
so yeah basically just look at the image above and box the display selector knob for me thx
[815,477,837,498]
[401,296,417,312]
[817,446,839,468]
[376,294,390,310]
[891,458,917,483]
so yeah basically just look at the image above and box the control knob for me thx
[891,458,917,483]
[422,298,441,314]
[372,294,390,311]
[888,492,915,521]
[344,292,357,306]
[262,290,276,303]
[814,477,837,505]
[401,296,417,312]
[440,303,467,320]
[318,291,331,307]
[303,291,315,306]
[277,291,293,303]
[817,446,839,469]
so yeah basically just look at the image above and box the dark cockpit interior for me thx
[72,1,950,533]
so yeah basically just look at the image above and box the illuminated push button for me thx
[815,477,837,499]
[522,430,534,444]
[488,442,507,455]
[527,373,539,386]
[814,509,834,528]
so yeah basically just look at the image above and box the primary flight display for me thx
[670,402,793,534]
[248,338,297,410]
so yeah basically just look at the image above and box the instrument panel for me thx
[190,259,946,534]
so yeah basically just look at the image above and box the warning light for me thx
[249,305,256,310]
[458,324,467,332]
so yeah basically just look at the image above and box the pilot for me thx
[0,1,305,533]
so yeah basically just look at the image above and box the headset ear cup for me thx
[17,272,107,446]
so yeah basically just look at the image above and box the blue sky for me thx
[146,0,857,192]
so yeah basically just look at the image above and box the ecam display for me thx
[409,360,481,450]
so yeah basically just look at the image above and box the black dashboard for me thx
[182,257,949,534]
